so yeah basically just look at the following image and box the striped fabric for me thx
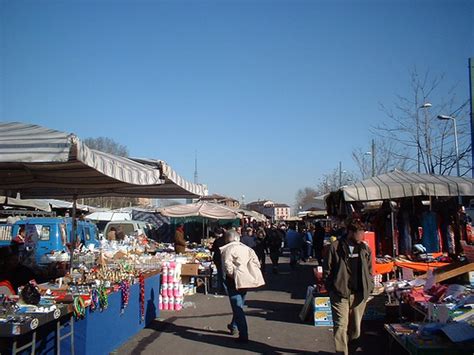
[159,201,242,220]
[341,171,474,202]
[0,122,206,199]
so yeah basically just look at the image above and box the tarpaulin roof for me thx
[0,196,52,212]
[237,209,268,222]
[159,201,242,220]
[335,171,474,202]
[0,122,207,199]
[85,211,132,221]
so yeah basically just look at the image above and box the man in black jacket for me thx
[211,228,227,294]
[323,217,374,355]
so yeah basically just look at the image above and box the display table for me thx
[181,263,212,295]
[385,323,474,355]
[0,304,73,355]
[0,272,160,355]
[67,272,161,355]
[394,261,449,272]
[375,262,394,275]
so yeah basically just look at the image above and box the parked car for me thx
[0,217,100,264]
[103,220,157,240]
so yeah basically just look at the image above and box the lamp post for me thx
[418,103,432,173]
[364,139,376,177]
[437,115,460,177]
[438,114,461,204]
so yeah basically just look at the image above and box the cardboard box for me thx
[181,263,199,276]
[314,297,331,311]
[314,310,333,326]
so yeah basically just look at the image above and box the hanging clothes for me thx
[421,211,440,253]
[397,210,412,255]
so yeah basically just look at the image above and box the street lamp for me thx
[417,103,432,173]
[437,115,460,177]
[364,139,376,177]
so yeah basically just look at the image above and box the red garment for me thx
[12,234,25,244]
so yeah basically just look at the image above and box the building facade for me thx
[246,200,290,221]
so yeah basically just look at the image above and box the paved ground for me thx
[117,257,391,355]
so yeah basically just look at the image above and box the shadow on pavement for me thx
[260,259,317,300]
[131,318,332,355]
[245,299,304,324]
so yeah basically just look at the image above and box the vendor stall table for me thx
[181,263,212,295]
[0,304,73,355]
[67,271,161,355]
[375,262,394,275]
[385,323,474,355]
[0,272,160,355]
[394,261,449,273]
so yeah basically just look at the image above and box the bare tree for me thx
[81,137,139,209]
[374,68,471,176]
[317,167,358,193]
[295,187,319,209]
[352,139,408,179]
[83,137,129,157]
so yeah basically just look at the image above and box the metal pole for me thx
[416,111,420,173]
[453,118,460,177]
[469,58,474,178]
[69,194,77,274]
[452,118,462,205]
[371,139,375,177]
[390,206,397,257]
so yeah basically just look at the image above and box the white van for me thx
[103,220,156,240]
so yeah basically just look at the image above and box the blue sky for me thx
[1,0,473,206]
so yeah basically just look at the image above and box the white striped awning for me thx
[159,201,242,220]
[340,171,474,202]
[0,122,207,199]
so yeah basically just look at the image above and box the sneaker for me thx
[227,324,237,335]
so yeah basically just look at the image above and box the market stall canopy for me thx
[298,210,327,218]
[86,211,132,221]
[333,171,474,202]
[159,201,243,220]
[284,216,302,222]
[237,209,268,222]
[45,199,96,212]
[0,122,207,199]
[0,196,52,212]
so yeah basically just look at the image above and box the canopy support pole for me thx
[390,201,397,257]
[69,194,78,274]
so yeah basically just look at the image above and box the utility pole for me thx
[469,58,474,178]
[416,110,421,173]
[371,139,376,177]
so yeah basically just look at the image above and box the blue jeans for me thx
[216,267,227,295]
[290,248,300,267]
[226,281,248,338]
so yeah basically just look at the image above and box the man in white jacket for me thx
[220,229,265,343]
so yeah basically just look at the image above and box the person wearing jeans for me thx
[285,223,303,268]
[225,279,247,339]
[323,217,374,355]
[220,229,265,343]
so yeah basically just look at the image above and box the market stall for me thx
[0,122,207,354]
[159,201,242,243]
[383,261,474,354]
[326,171,474,275]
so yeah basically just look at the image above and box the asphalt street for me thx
[116,256,390,355]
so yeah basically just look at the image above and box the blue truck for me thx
[0,217,100,265]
